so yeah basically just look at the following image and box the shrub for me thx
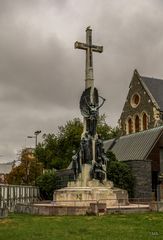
[36,171,57,200]
[106,151,135,197]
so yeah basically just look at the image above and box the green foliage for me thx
[35,118,83,170]
[106,150,117,162]
[6,148,43,185]
[106,151,135,197]
[36,170,57,200]
[35,116,120,170]
[97,114,121,140]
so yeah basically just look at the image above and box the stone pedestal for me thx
[53,164,128,207]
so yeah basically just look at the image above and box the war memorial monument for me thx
[53,27,128,208]
[16,28,151,216]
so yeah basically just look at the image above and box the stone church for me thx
[119,69,163,135]
[104,69,163,200]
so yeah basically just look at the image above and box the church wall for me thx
[147,143,160,198]
[125,160,152,199]
[148,142,160,172]
[120,71,158,135]
[148,139,163,196]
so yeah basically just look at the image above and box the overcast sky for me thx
[0,0,163,162]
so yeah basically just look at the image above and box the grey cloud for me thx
[0,23,78,107]
[0,0,163,161]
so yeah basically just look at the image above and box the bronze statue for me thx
[80,87,105,137]
[72,150,81,179]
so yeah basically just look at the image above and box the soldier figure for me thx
[80,133,92,164]
[72,150,81,179]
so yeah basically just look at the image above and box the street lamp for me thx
[27,130,41,148]
[34,130,41,147]
[27,130,42,185]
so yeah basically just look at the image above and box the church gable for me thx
[119,69,161,135]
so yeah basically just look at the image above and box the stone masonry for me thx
[119,69,162,135]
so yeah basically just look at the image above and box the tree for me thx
[106,151,135,197]
[35,115,120,170]
[97,114,121,140]
[35,118,83,170]
[6,148,43,185]
[36,170,57,200]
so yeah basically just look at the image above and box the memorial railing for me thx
[0,184,39,211]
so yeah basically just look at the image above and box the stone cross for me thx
[75,26,103,89]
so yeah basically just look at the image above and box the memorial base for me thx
[53,164,128,207]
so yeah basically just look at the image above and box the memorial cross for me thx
[75,26,103,89]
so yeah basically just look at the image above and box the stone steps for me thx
[107,204,150,214]
[15,203,150,215]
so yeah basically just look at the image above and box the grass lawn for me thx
[0,212,163,240]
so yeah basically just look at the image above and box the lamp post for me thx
[27,130,41,148]
[27,130,41,185]
[34,130,41,147]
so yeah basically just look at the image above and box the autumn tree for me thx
[6,148,43,185]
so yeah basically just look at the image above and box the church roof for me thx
[104,126,163,161]
[141,76,163,111]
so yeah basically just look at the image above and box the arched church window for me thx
[135,115,140,132]
[143,113,148,130]
[128,118,132,134]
